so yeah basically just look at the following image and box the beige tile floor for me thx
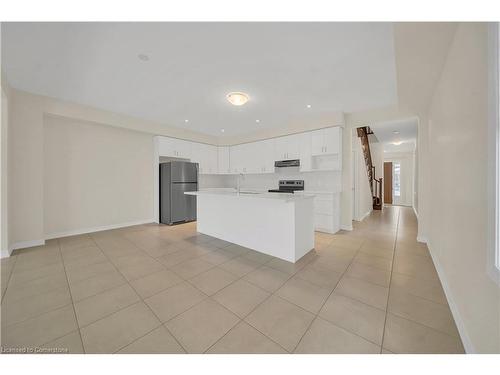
[0,206,464,354]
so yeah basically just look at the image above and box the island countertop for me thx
[184,190,315,202]
[186,189,315,262]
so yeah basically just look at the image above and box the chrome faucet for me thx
[237,173,245,194]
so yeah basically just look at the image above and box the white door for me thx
[274,136,288,160]
[311,129,324,156]
[286,134,301,159]
[158,137,176,157]
[230,145,243,173]
[299,132,312,171]
[261,139,275,173]
[206,145,218,174]
[323,127,340,155]
[176,139,192,159]
[217,146,230,174]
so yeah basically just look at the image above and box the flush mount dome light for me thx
[226,92,249,106]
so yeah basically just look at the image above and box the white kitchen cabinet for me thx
[157,126,342,176]
[312,193,340,233]
[274,133,301,160]
[217,146,231,174]
[252,139,275,173]
[192,143,217,174]
[299,132,312,171]
[157,136,192,159]
[230,144,244,173]
[311,127,341,156]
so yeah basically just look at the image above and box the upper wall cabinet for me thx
[217,146,231,175]
[311,127,341,156]
[254,139,275,173]
[274,133,301,160]
[191,143,217,174]
[156,125,343,175]
[158,137,192,159]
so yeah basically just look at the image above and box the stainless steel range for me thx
[268,180,304,194]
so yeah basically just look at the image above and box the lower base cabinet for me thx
[312,193,340,234]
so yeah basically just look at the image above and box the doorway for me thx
[384,162,393,204]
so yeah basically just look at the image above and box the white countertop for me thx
[185,190,315,202]
[197,187,340,195]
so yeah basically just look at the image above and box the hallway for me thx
[1,206,464,353]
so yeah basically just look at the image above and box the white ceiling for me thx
[370,117,417,153]
[2,22,398,137]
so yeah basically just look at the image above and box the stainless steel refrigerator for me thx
[159,161,198,225]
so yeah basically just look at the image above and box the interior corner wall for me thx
[353,135,373,221]
[8,90,45,248]
[7,89,159,249]
[1,85,9,255]
[43,115,155,237]
[340,125,353,230]
[425,22,499,353]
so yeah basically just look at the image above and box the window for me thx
[489,22,500,276]
[393,163,401,197]
[496,22,500,271]
[495,23,500,271]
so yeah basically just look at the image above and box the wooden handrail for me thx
[357,126,383,210]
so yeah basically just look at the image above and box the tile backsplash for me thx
[200,169,341,192]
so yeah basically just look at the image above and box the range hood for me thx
[274,159,300,168]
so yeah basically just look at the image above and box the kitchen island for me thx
[184,190,315,263]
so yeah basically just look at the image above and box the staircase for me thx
[357,126,383,210]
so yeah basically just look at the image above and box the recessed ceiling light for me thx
[306,104,312,108]
[226,92,249,106]
[393,131,400,134]
[255,119,260,123]
[184,119,189,123]
[221,129,225,133]
[138,54,149,61]
[393,141,402,146]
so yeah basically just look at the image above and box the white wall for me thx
[43,115,155,237]
[8,90,45,249]
[4,88,218,251]
[424,23,499,353]
[1,83,9,255]
[352,134,373,221]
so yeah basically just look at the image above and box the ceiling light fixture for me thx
[306,104,312,108]
[184,119,189,123]
[221,129,225,133]
[392,131,400,134]
[255,119,260,123]
[138,54,149,61]
[393,141,403,146]
[226,92,249,106]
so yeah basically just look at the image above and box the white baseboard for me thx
[416,235,427,244]
[45,219,155,240]
[353,210,371,223]
[360,210,372,221]
[7,239,46,257]
[413,205,419,220]
[426,239,475,354]
[340,224,353,231]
